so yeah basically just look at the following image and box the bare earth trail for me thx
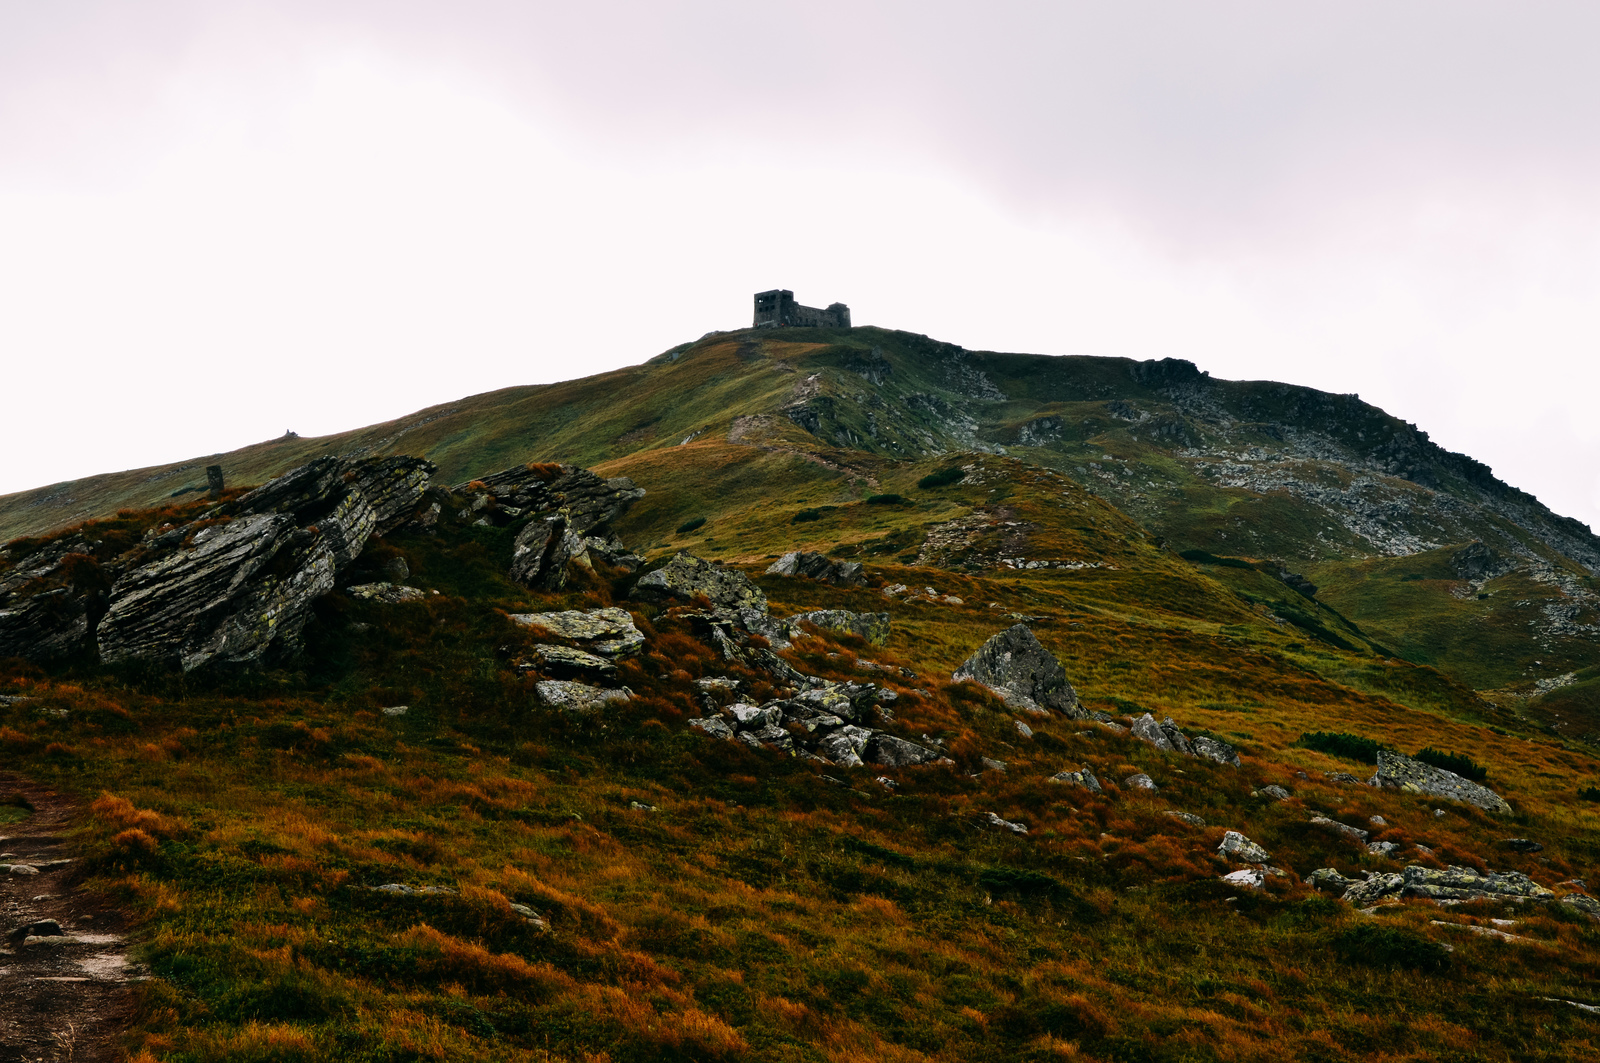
[0,775,137,1063]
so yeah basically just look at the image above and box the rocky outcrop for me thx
[686,680,942,769]
[95,456,434,670]
[953,624,1083,716]
[447,464,644,590]
[632,554,768,612]
[1050,766,1101,792]
[789,609,890,646]
[764,551,865,586]
[1218,831,1272,863]
[534,680,632,712]
[509,607,646,658]
[1130,714,1240,767]
[1330,864,1555,908]
[1311,816,1370,844]
[1369,750,1511,814]
[0,534,109,660]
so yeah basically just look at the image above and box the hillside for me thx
[3,322,1600,1062]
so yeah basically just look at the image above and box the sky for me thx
[3,2,1600,528]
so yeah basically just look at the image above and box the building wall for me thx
[753,290,850,329]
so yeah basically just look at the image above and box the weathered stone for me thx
[981,757,1008,773]
[765,551,867,586]
[689,717,735,740]
[463,463,644,535]
[509,607,646,658]
[868,734,942,768]
[1256,785,1291,801]
[1399,864,1554,903]
[1123,773,1157,791]
[1307,868,1357,893]
[1158,718,1193,755]
[953,624,1083,717]
[529,644,618,680]
[381,557,410,581]
[1311,816,1370,844]
[0,534,107,660]
[1560,894,1600,920]
[1050,766,1101,792]
[1192,735,1240,767]
[981,812,1028,834]
[347,582,427,603]
[511,516,591,590]
[1367,841,1400,857]
[818,727,872,768]
[1501,838,1544,853]
[371,883,458,896]
[1221,868,1265,890]
[1370,749,1512,814]
[632,553,768,613]
[1014,720,1034,738]
[534,680,631,713]
[1323,771,1364,784]
[789,609,890,646]
[1342,872,1404,906]
[1131,713,1176,752]
[1218,831,1271,863]
[380,705,409,717]
[1163,810,1205,827]
[6,919,61,945]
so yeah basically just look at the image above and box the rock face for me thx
[1332,864,1555,907]
[451,463,643,589]
[952,624,1083,717]
[95,456,434,671]
[0,534,109,660]
[632,554,769,612]
[765,551,866,587]
[1370,750,1512,814]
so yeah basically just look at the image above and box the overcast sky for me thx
[4,2,1600,529]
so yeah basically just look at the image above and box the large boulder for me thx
[1338,864,1555,907]
[789,609,890,646]
[765,551,865,587]
[509,607,645,658]
[952,624,1083,717]
[96,455,434,670]
[631,554,768,613]
[1370,750,1512,814]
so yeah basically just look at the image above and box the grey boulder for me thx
[1370,749,1511,814]
[1218,831,1272,863]
[765,551,866,587]
[952,624,1083,717]
[632,553,769,613]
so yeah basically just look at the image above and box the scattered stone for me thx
[1221,868,1265,889]
[6,919,61,945]
[1501,838,1544,853]
[1323,771,1364,784]
[1131,714,1179,752]
[1369,815,1387,826]
[523,644,618,681]
[689,717,735,740]
[347,582,427,603]
[1431,919,1531,943]
[632,553,768,612]
[1434,808,1447,818]
[952,624,1083,716]
[508,607,646,658]
[1255,785,1291,801]
[1338,864,1556,907]
[1370,749,1512,815]
[1367,841,1400,857]
[509,903,549,929]
[695,677,740,691]
[1218,831,1272,863]
[881,583,908,598]
[1559,895,1600,920]
[629,801,658,812]
[1415,843,1434,855]
[1014,720,1034,738]
[765,551,866,586]
[534,681,632,713]
[981,757,1008,773]
[1163,811,1205,827]
[456,463,642,586]
[869,734,943,768]
[1311,816,1371,843]
[1123,773,1157,791]
[1191,735,1240,767]
[380,705,409,717]
[1050,766,1102,792]
[2,864,40,875]
[981,812,1028,835]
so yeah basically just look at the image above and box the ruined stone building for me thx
[752,290,851,329]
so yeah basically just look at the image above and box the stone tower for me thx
[753,290,850,329]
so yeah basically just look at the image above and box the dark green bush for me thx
[1179,548,1252,569]
[675,517,706,534]
[1296,731,1388,764]
[917,467,965,489]
[1579,786,1600,802]
[1413,747,1488,782]
[792,509,822,523]
[1332,924,1451,973]
[865,494,909,506]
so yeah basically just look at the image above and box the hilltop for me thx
[2,321,1600,1062]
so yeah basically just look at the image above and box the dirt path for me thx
[0,775,137,1063]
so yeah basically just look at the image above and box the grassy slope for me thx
[6,449,1600,1061]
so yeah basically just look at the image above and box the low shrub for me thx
[1178,548,1252,569]
[917,467,965,489]
[1413,747,1488,782]
[676,517,707,534]
[1296,731,1388,764]
[1578,786,1600,802]
[865,494,909,506]
[792,509,822,523]
[1332,924,1451,973]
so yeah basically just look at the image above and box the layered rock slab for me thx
[1370,750,1512,814]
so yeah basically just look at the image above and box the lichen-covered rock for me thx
[818,727,872,768]
[1050,766,1101,792]
[1158,717,1192,755]
[509,607,645,658]
[765,551,866,586]
[0,534,109,660]
[534,680,632,712]
[981,812,1028,835]
[868,734,942,768]
[1221,868,1265,890]
[510,515,591,590]
[1370,749,1512,814]
[1218,831,1272,863]
[528,645,618,680]
[1123,773,1157,791]
[1560,894,1600,920]
[1367,841,1400,857]
[1255,784,1291,801]
[1342,872,1404,906]
[1399,864,1554,903]
[632,553,768,613]
[347,582,427,603]
[790,609,890,646]
[689,716,735,740]
[953,624,1083,717]
[1311,816,1371,844]
[1192,735,1240,767]
[464,463,644,534]
[1131,713,1177,752]
[1163,810,1205,826]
